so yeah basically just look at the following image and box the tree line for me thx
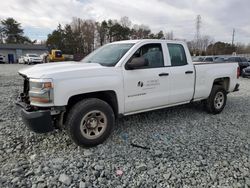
[1,17,250,56]
[188,39,250,56]
[45,16,250,56]
[46,16,167,55]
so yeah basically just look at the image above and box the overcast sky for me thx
[0,0,249,44]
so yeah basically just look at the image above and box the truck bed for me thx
[193,61,238,101]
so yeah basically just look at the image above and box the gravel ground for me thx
[0,64,249,188]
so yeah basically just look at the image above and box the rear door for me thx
[166,43,195,104]
[123,42,171,113]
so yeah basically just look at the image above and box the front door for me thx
[123,43,170,113]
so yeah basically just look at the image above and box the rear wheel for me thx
[205,85,227,114]
[66,98,115,147]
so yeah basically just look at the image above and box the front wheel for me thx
[205,85,227,114]
[66,98,115,147]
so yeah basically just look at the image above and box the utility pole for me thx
[232,28,235,46]
[231,28,236,55]
[195,15,201,55]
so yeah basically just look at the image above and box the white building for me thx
[0,44,48,63]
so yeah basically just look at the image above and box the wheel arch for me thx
[67,90,119,118]
[213,77,230,92]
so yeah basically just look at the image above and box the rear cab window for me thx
[167,43,188,66]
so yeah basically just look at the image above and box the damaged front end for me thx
[16,74,58,133]
[16,74,32,111]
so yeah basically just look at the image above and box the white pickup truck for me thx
[17,39,240,147]
[23,54,43,65]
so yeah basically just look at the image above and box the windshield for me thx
[55,51,62,58]
[28,54,39,57]
[81,43,134,66]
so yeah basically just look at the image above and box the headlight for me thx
[29,78,54,104]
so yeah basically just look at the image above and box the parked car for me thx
[192,56,205,62]
[23,54,43,65]
[193,56,222,63]
[214,57,226,63]
[17,39,240,147]
[18,56,25,64]
[0,54,6,63]
[242,66,250,78]
[227,56,250,75]
[203,56,216,62]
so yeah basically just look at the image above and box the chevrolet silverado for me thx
[16,39,240,147]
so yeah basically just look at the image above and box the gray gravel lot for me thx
[0,64,249,188]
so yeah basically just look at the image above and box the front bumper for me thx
[16,98,54,133]
[21,109,54,133]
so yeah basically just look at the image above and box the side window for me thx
[167,44,187,66]
[130,43,164,68]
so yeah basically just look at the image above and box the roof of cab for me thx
[111,39,185,44]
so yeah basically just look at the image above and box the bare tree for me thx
[131,24,151,39]
[96,21,108,47]
[165,31,174,40]
[120,16,132,28]
[70,18,95,55]
[200,35,213,53]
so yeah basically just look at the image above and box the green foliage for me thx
[96,21,108,46]
[0,17,32,44]
[206,42,236,55]
[48,17,250,57]
[156,31,164,39]
[46,17,158,55]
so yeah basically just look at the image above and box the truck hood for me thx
[18,61,105,78]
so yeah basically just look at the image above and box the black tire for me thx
[205,85,227,114]
[66,98,115,147]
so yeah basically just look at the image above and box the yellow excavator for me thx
[44,49,65,63]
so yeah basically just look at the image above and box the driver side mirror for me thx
[126,57,149,70]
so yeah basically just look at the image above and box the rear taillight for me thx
[237,67,240,79]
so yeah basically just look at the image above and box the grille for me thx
[20,74,30,104]
[23,77,29,95]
